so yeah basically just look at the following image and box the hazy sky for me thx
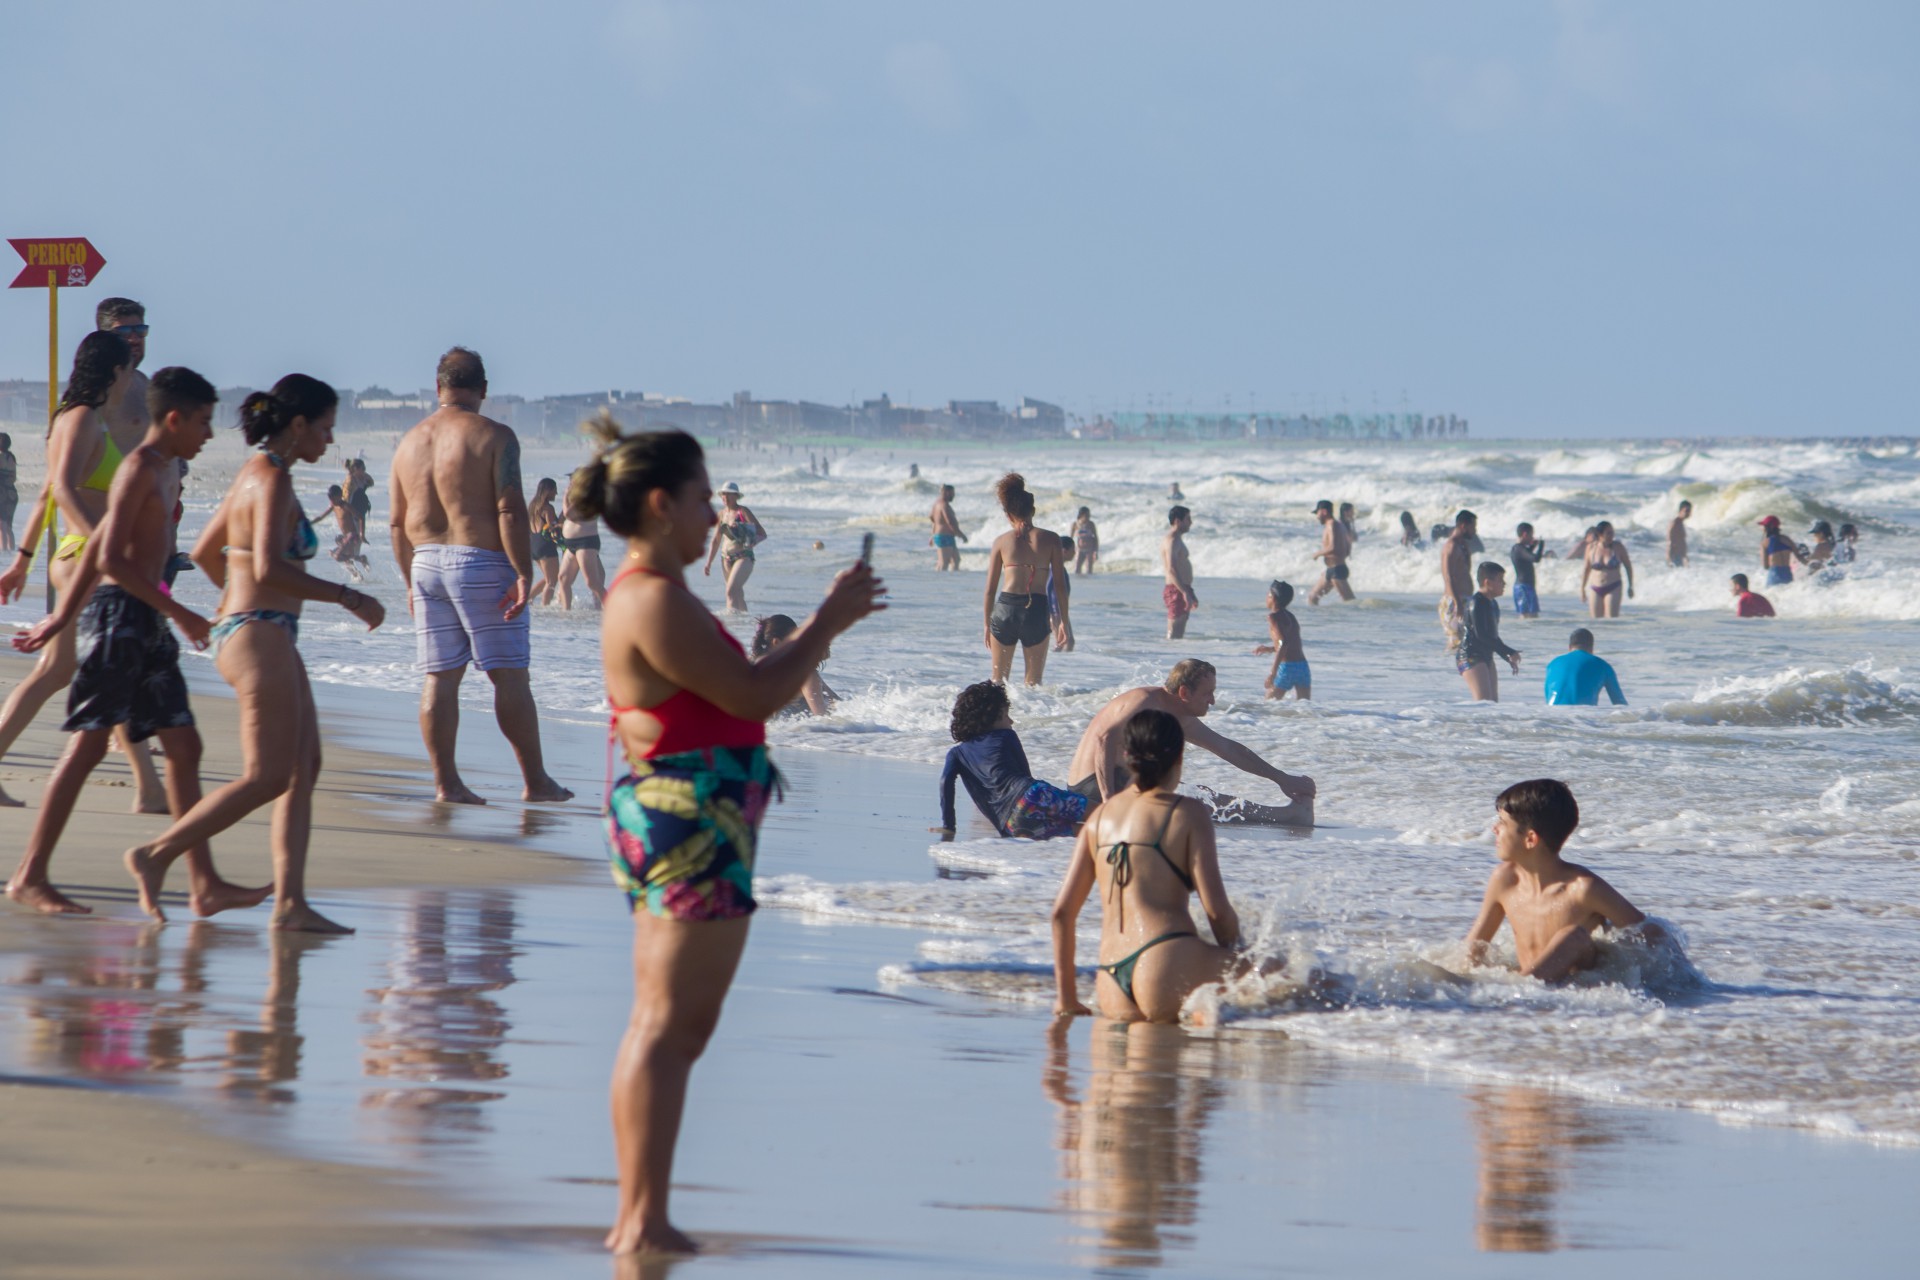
[2,1,1914,437]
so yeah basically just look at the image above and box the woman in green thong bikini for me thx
[1049,708,1252,1024]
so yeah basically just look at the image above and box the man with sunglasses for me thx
[95,299,152,452]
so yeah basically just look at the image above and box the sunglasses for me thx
[109,323,151,337]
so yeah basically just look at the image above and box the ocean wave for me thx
[1658,662,1920,727]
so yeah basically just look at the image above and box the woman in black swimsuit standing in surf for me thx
[981,473,1070,687]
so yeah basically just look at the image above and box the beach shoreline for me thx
[1,645,1914,1277]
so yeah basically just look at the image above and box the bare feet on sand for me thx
[606,1219,698,1257]
[0,783,22,808]
[525,777,574,803]
[191,878,275,919]
[125,847,175,921]
[133,790,170,816]
[437,783,487,805]
[272,903,354,935]
[6,878,93,915]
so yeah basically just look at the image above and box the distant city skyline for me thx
[2,1,1914,438]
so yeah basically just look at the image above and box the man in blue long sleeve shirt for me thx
[1543,628,1626,706]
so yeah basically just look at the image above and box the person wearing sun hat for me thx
[1757,515,1804,587]
[704,480,767,611]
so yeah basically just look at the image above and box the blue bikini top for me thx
[227,450,320,561]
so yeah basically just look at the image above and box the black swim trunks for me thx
[989,592,1050,647]
[1323,563,1349,582]
[64,585,194,741]
[530,530,557,560]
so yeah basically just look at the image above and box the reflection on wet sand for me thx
[1045,1019,1225,1271]
[1,887,525,1153]
[361,890,520,1144]
[1468,1085,1622,1252]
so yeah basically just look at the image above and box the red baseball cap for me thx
[1757,515,1781,527]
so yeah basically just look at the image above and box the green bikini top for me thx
[1101,795,1192,929]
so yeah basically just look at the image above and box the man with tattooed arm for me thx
[390,347,572,805]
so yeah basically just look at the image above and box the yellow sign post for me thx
[44,270,56,607]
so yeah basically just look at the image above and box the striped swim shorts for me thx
[411,543,531,673]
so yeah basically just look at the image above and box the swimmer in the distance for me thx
[1463,779,1664,983]
[1050,709,1275,1023]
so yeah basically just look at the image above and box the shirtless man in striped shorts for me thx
[391,347,571,805]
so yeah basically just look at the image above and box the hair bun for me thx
[238,391,286,446]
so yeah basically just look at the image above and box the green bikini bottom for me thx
[1098,930,1197,1004]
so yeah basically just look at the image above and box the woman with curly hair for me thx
[936,681,1088,840]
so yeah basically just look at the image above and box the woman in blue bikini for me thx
[123,375,384,934]
[1049,709,1254,1024]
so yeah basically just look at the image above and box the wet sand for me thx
[0,649,595,1278]
[0,650,1913,1278]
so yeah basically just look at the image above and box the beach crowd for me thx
[0,298,1849,1256]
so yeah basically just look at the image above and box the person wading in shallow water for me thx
[930,484,967,570]
[982,473,1069,686]
[583,413,884,1255]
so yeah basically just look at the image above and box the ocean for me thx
[10,430,1919,1147]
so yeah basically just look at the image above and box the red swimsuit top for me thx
[606,565,766,758]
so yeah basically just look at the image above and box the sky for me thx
[2,0,1915,438]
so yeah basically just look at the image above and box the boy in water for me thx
[8,368,266,918]
[1508,522,1552,618]
[1464,779,1662,982]
[1458,561,1521,701]
[1252,580,1309,700]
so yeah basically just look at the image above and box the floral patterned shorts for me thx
[605,745,779,920]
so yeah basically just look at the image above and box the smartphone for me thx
[859,532,875,565]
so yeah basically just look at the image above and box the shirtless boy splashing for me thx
[1464,779,1663,982]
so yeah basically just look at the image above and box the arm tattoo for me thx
[496,433,524,498]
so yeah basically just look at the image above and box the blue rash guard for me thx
[939,728,1038,835]
[1543,649,1626,706]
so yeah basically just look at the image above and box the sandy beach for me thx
[1,642,1913,1277]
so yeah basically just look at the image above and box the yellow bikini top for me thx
[79,431,124,493]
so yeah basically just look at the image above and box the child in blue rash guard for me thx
[1543,629,1625,706]
[937,681,1088,840]
[1509,523,1552,618]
